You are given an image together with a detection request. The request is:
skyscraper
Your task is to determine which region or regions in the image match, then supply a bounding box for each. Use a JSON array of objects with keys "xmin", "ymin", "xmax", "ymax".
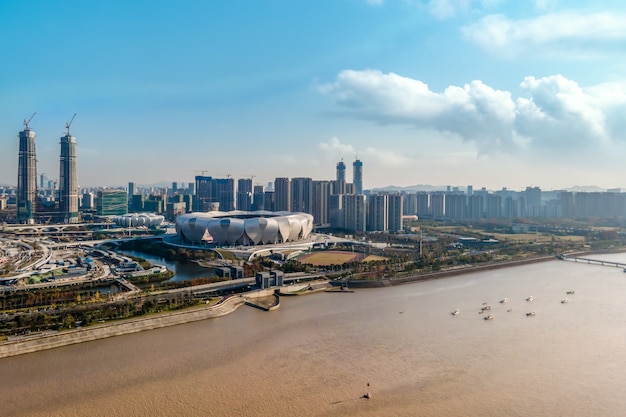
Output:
[
  {"xmin": 343, "ymin": 194, "xmax": 366, "ymax": 232},
  {"xmin": 214, "ymin": 177, "xmax": 235, "ymax": 211},
  {"xmin": 17, "ymin": 118, "xmax": 37, "ymax": 224},
  {"xmin": 290, "ymin": 177, "xmax": 313, "ymax": 213},
  {"xmin": 274, "ymin": 177, "xmax": 290, "ymax": 211},
  {"xmin": 194, "ymin": 175, "xmax": 213, "ymax": 211},
  {"xmin": 237, "ymin": 178, "xmax": 253, "ymax": 210},
  {"xmin": 387, "ymin": 193, "xmax": 404, "ymax": 232},
  {"xmin": 59, "ymin": 131, "xmax": 78, "ymax": 223},
  {"xmin": 336, "ymin": 160, "xmax": 346, "ymax": 182},
  {"xmin": 353, "ymin": 159, "xmax": 363, "ymax": 195},
  {"xmin": 128, "ymin": 182, "xmax": 136, "ymax": 196},
  {"xmin": 335, "ymin": 160, "xmax": 346, "ymax": 194},
  {"xmin": 367, "ymin": 194, "xmax": 388, "ymax": 231}
]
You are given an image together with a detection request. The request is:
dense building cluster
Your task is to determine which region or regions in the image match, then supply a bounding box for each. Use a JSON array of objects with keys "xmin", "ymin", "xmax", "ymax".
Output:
[
  {"xmin": 405, "ymin": 186, "xmax": 626, "ymax": 220},
  {"xmin": 3, "ymin": 117, "xmax": 626, "ymax": 231}
]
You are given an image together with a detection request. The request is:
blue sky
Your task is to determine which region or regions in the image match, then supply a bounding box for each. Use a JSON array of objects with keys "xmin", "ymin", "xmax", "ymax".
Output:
[{"xmin": 2, "ymin": 0, "xmax": 626, "ymax": 190}]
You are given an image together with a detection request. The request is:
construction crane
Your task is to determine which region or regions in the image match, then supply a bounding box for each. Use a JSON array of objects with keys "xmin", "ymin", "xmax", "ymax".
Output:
[
  {"xmin": 23, "ymin": 112, "xmax": 36, "ymax": 130},
  {"xmin": 65, "ymin": 113, "xmax": 76, "ymax": 136}
]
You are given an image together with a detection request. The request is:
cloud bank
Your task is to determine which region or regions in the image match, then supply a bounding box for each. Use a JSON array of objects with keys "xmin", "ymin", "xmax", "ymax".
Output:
[
  {"xmin": 319, "ymin": 69, "xmax": 626, "ymax": 156},
  {"xmin": 462, "ymin": 11, "xmax": 626, "ymax": 57}
]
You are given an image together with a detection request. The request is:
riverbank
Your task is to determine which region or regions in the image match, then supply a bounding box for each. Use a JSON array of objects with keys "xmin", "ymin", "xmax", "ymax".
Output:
[
  {"xmin": 338, "ymin": 255, "xmax": 558, "ymax": 288},
  {"xmin": 0, "ymin": 254, "xmax": 583, "ymax": 359}
]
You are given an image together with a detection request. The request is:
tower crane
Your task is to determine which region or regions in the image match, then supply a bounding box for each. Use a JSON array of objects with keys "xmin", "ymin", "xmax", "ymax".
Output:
[
  {"xmin": 23, "ymin": 112, "xmax": 36, "ymax": 130},
  {"xmin": 65, "ymin": 113, "xmax": 77, "ymax": 136}
]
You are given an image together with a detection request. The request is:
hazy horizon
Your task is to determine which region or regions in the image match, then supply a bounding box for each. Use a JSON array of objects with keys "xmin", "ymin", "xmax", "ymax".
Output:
[{"xmin": 2, "ymin": 1, "xmax": 626, "ymax": 190}]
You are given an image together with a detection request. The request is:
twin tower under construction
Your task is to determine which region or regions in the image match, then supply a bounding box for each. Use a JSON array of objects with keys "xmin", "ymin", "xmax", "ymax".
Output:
[{"xmin": 17, "ymin": 114, "xmax": 78, "ymax": 224}]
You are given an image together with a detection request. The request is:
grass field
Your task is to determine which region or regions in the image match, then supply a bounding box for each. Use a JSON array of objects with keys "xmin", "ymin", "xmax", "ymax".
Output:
[
  {"xmin": 490, "ymin": 233, "xmax": 586, "ymax": 243},
  {"xmin": 362, "ymin": 255, "xmax": 388, "ymax": 262},
  {"xmin": 297, "ymin": 251, "xmax": 364, "ymax": 266}
]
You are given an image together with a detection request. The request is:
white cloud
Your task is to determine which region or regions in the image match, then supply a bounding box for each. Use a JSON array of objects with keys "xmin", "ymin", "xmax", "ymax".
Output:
[
  {"xmin": 320, "ymin": 137, "xmax": 356, "ymax": 157},
  {"xmin": 319, "ymin": 69, "xmax": 626, "ymax": 158},
  {"xmin": 462, "ymin": 11, "xmax": 626, "ymax": 57},
  {"xmin": 363, "ymin": 146, "xmax": 413, "ymax": 167},
  {"xmin": 428, "ymin": 0, "xmax": 501, "ymax": 19}
]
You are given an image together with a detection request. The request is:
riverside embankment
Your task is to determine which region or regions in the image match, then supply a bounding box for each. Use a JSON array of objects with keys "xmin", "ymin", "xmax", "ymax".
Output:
[
  {"xmin": 0, "ymin": 254, "xmax": 588, "ymax": 359},
  {"xmin": 339, "ymin": 255, "xmax": 558, "ymax": 288}
]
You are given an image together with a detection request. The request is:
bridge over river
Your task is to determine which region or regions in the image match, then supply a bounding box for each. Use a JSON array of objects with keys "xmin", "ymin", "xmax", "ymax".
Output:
[{"xmin": 560, "ymin": 255, "xmax": 626, "ymax": 270}]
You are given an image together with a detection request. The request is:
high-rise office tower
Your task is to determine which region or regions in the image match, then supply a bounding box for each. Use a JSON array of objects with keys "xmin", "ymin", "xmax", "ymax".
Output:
[
  {"xmin": 312, "ymin": 180, "xmax": 332, "ymax": 226},
  {"xmin": 194, "ymin": 175, "xmax": 213, "ymax": 211},
  {"xmin": 214, "ymin": 177, "xmax": 235, "ymax": 211},
  {"xmin": 274, "ymin": 177, "xmax": 291, "ymax": 211},
  {"xmin": 387, "ymin": 193, "xmax": 404, "ymax": 232},
  {"xmin": 336, "ymin": 160, "xmax": 346, "ymax": 182},
  {"xmin": 291, "ymin": 177, "xmax": 313, "ymax": 213},
  {"xmin": 343, "ymin": 194, "xmax": 366, "ymax": 232},
  {"xmin": 353, "ymin": 159, "xmax": 363, "ymax": 195},
  {"xmin": 367, "ymin": 194, "xmax": 388, "ymax": 231},
  {"xmin": 59, "ymin": 128, "xmax": 79, "ymax": 223},
  {"xmin": 17, "ymin": 116, "xmax": 37, "ymax": 224},
  {"xmin": 237, "ymin": 178, "xmax": 253, "ymax": 210},
  {"xmin": 128, "ymin": 181, "xmax": 136, "ymax": 206},
  {"xmin": 335, "ymin": 160, "xmax": 346, "ymax": 194},
  {"xmin": 237, "ymin": 178, "xmax": 253, "ymax": 194},
  {"xmin": 252, "ymin": 185, "xmax": 265, "ymax": 211}
]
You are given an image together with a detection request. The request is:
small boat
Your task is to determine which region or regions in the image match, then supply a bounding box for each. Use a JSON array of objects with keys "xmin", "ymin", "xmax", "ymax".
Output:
[
  {"xmin": 500, "ymin": 298, "xmax": 509, "ymax": 304},
  {"xmin": 481, "ymin": 305, "xmax": 492, "ymax": 311},
  {"xmin": 561, "ymin": 298, "xmax": 569, "ymax": 304},
  {"xmin": 526, "ymin": 311, "xmax": 536, "ymax": 317},
  {"xmin": 484, "ymin": 314, "xmax": 494, "ymax": 320},
  {"xmin": 451, "ymin": 309, "xmax": 460, "ymax": 316},
  {"xmin": 526, "ymin": 296, "xmax": 534, "ymax": 302},
  {"xmin": 566, "ymin": 290, "xmax": 575, "ymax": 295}
]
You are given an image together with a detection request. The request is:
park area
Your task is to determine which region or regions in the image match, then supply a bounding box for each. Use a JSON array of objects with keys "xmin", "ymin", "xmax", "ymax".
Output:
[
  {"xmin": 297, "ymin": 251, "xmax": 364, "ymax": 266},
  {"xmin": 296, "ymin": 251, "xmax": 389, "ymax": 266}
]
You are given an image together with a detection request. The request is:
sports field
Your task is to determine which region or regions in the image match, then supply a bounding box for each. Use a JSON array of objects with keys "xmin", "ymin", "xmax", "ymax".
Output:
[{"xmin": 297, "ymin": 251, "xmax": 364, "ymax": 266}]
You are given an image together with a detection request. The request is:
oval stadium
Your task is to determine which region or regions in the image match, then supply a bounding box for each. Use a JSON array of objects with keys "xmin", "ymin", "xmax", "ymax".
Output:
[
  {"xmin": 175, "ymin": 211, "xmax": 314, "ymax": 246},
  {"xmin": 113, "ymin": 213, "xmax": 165, "ymax": 228}
]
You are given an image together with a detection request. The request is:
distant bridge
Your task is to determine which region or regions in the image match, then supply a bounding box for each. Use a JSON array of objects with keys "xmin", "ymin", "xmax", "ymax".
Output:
[{"xmin": 560, "ymin": 255, "xmax": 626, "ymax": 269}]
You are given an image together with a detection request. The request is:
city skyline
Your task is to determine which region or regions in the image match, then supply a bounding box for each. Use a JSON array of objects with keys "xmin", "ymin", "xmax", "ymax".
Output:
[{"xmin": 2, "ymin": 1, "xmax": 626, "ymax": 190}]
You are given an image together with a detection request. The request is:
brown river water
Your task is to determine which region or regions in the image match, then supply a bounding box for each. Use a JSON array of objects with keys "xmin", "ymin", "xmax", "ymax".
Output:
[{"xmin": 2, "ymin": 255, "xmax": 626, "ymax": 417}]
